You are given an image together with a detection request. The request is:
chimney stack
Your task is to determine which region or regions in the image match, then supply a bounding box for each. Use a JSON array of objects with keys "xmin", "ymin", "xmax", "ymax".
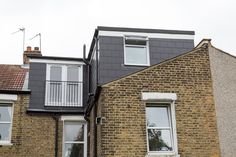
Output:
[{"xmin": 23, "ymin": 46, "xmax": 42, "ymax": 64}]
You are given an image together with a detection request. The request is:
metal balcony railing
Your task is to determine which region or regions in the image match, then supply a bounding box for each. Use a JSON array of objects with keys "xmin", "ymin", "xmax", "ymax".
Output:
[{"xmin": 45, "ymin": 81, "xmax": 82, "ymax": 107}]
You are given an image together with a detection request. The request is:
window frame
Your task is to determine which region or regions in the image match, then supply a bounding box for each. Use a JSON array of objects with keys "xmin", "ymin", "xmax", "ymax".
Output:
[
  {"xmin": 142, "ymin": 92, "xmax": 178, "ymax": 156},
  {"xmin": 45, "ymin": 64, "xmax": 83, "ymax": 107},
  {"xmin": 61, "ymin": 116, "xmax": 87, "ymax": 157},
  {"xmin": 124, "ymin": 36, "xmax": 150, "ymax": 66},
  {"xmin": 0, "ymin": 102, "xmax": 14, "ymax": 145}
]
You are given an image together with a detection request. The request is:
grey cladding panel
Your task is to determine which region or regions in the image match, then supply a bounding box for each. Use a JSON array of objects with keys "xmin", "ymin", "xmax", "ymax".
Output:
[
  {"xmin": 98, "ymin": 36, "xmax": 194, "ymax": 84},
  {"xmin": 28, "ymin": 63, "xmax": 46, "ymax": 109}
]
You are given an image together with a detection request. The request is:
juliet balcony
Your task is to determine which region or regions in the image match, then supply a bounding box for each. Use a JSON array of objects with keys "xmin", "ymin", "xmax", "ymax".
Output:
[{"xmin": 45, "ymin": 80, "xmax": 83, "ymax": 107}]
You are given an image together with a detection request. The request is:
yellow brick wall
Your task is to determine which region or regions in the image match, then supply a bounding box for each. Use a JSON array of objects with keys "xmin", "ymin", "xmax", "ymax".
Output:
[
  {"xmin": 0, "ymin": 94, "xmax": 63, "ymax": 157},
  {"xmin": 90, "ymin": 46, "xmax": 220, "ymax": 157}
]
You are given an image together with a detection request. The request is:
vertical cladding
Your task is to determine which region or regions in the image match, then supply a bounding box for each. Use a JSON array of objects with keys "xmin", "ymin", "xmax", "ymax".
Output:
[
  {"xmin": 28, "ymin": 62, "xmax": 46, "ymax": 109},
  {"xmin": 98, "ymin": 36, "xmax": 194, "ymax": 85},
  {"xmin": 93, "ymin": 47, "xmax": 220, "ymax": 157},
  {"xmin": 0, "ymin": 94, "xmax": 63, "ymax": 157}
]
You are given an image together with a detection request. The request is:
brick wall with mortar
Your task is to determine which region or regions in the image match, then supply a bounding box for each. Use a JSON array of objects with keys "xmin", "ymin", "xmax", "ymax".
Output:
[
  {"xmin": 0, "ymin": 94, "xmax": 63, "ymax": 157},
  {"xmin": 89, "ymin": 46, "xmax": 220, "ymax": 157}
]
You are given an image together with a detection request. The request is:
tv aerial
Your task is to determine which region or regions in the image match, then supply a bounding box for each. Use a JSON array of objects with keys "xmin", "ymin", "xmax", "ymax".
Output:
[
  {"xmin": 30, "ymin": 33, "xmax": 41, "ymax": 51},
  {"xmin": 11, "ymin": 27, "xmax": 25, "ymax": 53}
]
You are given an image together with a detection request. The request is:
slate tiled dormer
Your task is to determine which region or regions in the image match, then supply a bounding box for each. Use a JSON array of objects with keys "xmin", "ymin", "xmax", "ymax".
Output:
[
  {"xmin": 88, "ymin": 26, "xmax": 195, "ymax": 93},
  {"xmin": 27, "ymin": 56, "xmax": 88, "ymax": 113}
]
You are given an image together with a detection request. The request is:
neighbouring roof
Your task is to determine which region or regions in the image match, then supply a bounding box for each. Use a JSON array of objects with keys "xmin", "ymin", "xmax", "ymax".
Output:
[{"xmin": 0, "ymin": 65, "xmax": 28, "ymax": 91}]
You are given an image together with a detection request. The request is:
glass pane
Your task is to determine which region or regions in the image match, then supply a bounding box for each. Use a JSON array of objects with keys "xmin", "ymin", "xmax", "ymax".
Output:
[
  {"xmin": 66, "ymin": 83, "xmax": 79, "ymax": 104},
  {"xmin": 0, "ymin": 124, "xmax": 11, "ymax": 141},
  {"xmin": 50, "ymin": 66, "xmax": 62, "ymax": 81},
  {"xmin": 0, "ymin": 106, "xmax": 12, "ymax": 122},
  {"xmin": 67, "ymin": 66, "xmax": 79, "ymax": 82},
  {"xmin": 49, "ymin": 82, "xmax": 62, "ymax": 103},
  {"xmin": 148, "ymin": 129, "xmax": 172, "ymax": 151},
  {"xmin": 64, "ymin": 143, "xmax": 83, "ymax": 157},
  {"xmin": 125, "ymin": 46, "xmax": 147, "ymax": 65},
  {"xmin": 65, "ymin": 122, "xmax": 84, "ymax": 141},
  {"xmin": 125, "ymin": 39, "xmax": 146, "ymax": 45},
  {"xmin": 146, "ymin": 107, "xmax": 170, "ymax": 127}
]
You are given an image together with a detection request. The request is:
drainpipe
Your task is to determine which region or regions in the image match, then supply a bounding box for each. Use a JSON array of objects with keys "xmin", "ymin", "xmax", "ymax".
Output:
[{"xmin": 53, "ymin": 114, "xmax": 59, "ymax": 157}]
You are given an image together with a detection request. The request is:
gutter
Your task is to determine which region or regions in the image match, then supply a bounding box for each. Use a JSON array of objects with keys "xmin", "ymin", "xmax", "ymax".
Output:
[{"xmin": 0, "ymin": 90, "xmax": 31, "ymax": 94}]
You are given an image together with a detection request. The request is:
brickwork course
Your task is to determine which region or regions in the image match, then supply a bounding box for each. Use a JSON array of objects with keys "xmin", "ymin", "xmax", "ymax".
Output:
[
  {"xmin": 89, "ymin": 44, "xmax": 220, "ymax": 157},
  {"xmin": 0, "ymin": 94, "xmax": 63, "ymax": 157}
]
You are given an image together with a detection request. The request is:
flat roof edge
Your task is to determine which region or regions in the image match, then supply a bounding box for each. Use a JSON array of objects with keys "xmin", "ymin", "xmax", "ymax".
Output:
[{"xmin": 97, "ymin": 26, "xmax": 195, "ymax": 35}]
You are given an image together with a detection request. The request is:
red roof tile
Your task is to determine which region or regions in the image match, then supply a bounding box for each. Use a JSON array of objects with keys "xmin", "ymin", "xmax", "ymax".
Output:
[{"xmin": 0, "ymin": 65, "xmax": 28, "ymax": 91}]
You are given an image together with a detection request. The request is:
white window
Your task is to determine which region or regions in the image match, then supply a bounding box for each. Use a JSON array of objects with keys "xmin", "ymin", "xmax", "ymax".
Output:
[
  {"xmin": 63, "ymin": 121, "xmax": 87, "ymax": 157},
  {"xmin": 124, "ymin": 36, "xmax": 150, "ymax": 66},
  {"xmin": 45, "ymin": 64, "xmax": 83, "ymax": 107},
  {"xmin": 142, "ymin": 92, "xmax": 178, "ymax": 157},
  {"xmin": 0, "ymin": 103, "xmax": 13, "ymax": 145},
  {"xmin": 146, "ymin": 105, "xmax": 173, "ymax": 152}
]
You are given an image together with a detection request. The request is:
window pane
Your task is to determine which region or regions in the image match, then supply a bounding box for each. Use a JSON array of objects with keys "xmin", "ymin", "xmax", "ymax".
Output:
[
  {"xmin": 0, "ymin": 106, "xmax": 12, "ymax": 122},
  {"xmin": 0, "ymin": 124, "xmax": 11, "ymax": 141},
  {"xmin": 146, "ymin": 107, "xmax": 170, "ymax": 127},
  {"xmin": 64, "ymin": 143, "xmax": 83, "ymax": 157},
  {"xmin": 50, "ymin": 66, "xmax": 62, "ymax": 81},
  {"xmin": 125, "ymin": 39, "xmax": 146, "ymax": 45},
  {"xmin": 148, "ymin": 129, "xmax": 172, "ymax": 151},
  {"xmin": 67, "ymin": 66, "xmax": 79, "ymax": 82},
  {"xmin": 65, "ymin": 122, "xmax": 84, "ymax": 142},
  {"xmin": 125, "ymin": 46, "xmax": 147, "ymax": 65}
]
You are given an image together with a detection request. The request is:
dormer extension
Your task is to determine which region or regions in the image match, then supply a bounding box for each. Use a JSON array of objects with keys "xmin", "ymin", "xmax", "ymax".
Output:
[
  {"xmin": 88, "ymin": 26, "xmax": 195, "ymax": 93},
  {"xmin": 27, "ymin": 55, "xmax": 88, "ymax": 114}
]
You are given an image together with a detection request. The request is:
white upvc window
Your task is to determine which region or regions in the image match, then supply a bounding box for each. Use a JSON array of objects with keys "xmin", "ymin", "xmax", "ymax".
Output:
[
  {"xmin": 124, "ymin": 36, "xmax": 150, "ymax": 66},
  {"xmin": 142, "ymin": 92, "xmax": 179, "ymax": 157},
  {"xmin": 45, "ymin": 64, "xmax": 83, "ymax": 107},
  {"xmin": 0, "ymin": 103, "xmax": 14, "ymax": 145},
  {"xmin": 62, "ymin": 117, "xmax": 87, "ymax": 157}
]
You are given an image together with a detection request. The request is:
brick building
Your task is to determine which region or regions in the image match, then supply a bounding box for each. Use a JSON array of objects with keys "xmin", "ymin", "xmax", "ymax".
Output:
[{"xmin": 0, "ymin": 27, "xmax": 236, "ymax": 157}]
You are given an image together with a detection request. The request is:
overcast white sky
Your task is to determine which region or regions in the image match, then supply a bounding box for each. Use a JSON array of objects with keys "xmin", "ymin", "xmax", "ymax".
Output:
[{"xmin": 0, "ymin": 0, "xmax": 236, "ymax": 64}]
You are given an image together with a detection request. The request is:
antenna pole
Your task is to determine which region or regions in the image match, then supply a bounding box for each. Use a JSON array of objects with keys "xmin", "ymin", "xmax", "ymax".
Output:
[
  {"xmin": 22, "ymin": 28, "xmax": 25, "ymax": 53},
  {"xmin": 30, "ymin": 33, "xmax": 41, "ymax": 51},
  {"xmin": 12, "ymin": 27, "xmax": 25, "ymax": 54},
  {"xmin": 39, "ymin": 33, "xmax": 41, "ymax": 51}
]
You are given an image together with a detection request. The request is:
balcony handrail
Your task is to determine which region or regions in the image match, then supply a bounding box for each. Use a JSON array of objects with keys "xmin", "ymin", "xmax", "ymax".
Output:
[{"xmin": 45, "ymin": 80, "xmax": 83, "ymax": 107}]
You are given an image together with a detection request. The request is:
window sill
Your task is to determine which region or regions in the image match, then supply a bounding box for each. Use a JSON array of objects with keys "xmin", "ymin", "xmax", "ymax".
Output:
[
  {"xmin": 0, "ymin": 142, "xmax": 13, "ymax": 146},
  {"xmin": 145, "ymin": 152, "xmax": 180, "ymax": 157},
  {"xmin": 123, "ymin": 63, "xmax": 150, "ymax": 67}
]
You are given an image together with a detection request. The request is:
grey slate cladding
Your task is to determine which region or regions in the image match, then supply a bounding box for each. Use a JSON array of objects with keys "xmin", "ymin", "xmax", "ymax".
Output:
[
  {"xmin": 28, "ymin": 62, "xmax": 46, "ymax": 109},
  {"xmin": 28, "ymin": 63, "xmax": 88, "ymax": 112},
  {"xmin": 97, "ymin": 36, "xmax": 194, "ymax": 84}
]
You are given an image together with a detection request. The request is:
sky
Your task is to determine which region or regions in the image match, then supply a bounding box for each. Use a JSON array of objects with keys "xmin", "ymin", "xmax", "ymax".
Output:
[{"xmin": 0, "ymin": 0, "xmax": 236, "ymax": 64}]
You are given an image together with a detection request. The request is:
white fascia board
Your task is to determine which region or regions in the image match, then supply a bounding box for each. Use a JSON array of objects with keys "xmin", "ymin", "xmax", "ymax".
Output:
[
  {"xmin": 0, "ymin": 94, "xmax": 17, "ymax": 101},
  {"xmin": 61, "ymin": 115, "xmax": 86, "ymax": 121},
  {"xmin": 29, "ymin": 58, "xmax": 85, "ymax": 65},
  {"xmin": 141, "ymin": 92, "xmax": 177, "ymax": 101},
  {"xmin": 99, "ymin": 31, "xmax": 194, "ymax": 40}
]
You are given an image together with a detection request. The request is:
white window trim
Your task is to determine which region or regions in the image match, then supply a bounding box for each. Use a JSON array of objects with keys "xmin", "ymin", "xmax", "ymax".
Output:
[
  {"xmin": 45, "ymin": 64, "xmax": 83, "ymax": 107},
  {"xmin": 99, "ymin": 30, "xmax": 194, "ymax": 40},
  {"xmin": 142, "ymin": 92, "xmax": 179, "ymax": 157},
  {"xmin": 0, "ymin": 102, "xmax": 14, "ymax": 146},
  {"xmin": 61, "ymin": 116, "xmax": 87, "ymax": 157},
  {"xmin": 123, "ymin": 36, "xmax": 150, "ymax": 66}
]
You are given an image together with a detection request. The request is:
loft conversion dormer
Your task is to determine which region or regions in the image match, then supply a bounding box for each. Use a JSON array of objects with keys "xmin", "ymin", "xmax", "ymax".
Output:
[
  {"xmin": 88, "ymin": 26, "xmax": 195, "ymax": 90},
  {"xmin": 27, "ymin": 55, "xmax": 88, "ymax": 113}
]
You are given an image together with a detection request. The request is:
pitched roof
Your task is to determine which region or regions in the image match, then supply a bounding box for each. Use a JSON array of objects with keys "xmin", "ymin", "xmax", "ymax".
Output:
[{"xmin": 0, "ymin": 65, "xmax": 27, "ymax": 91}]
